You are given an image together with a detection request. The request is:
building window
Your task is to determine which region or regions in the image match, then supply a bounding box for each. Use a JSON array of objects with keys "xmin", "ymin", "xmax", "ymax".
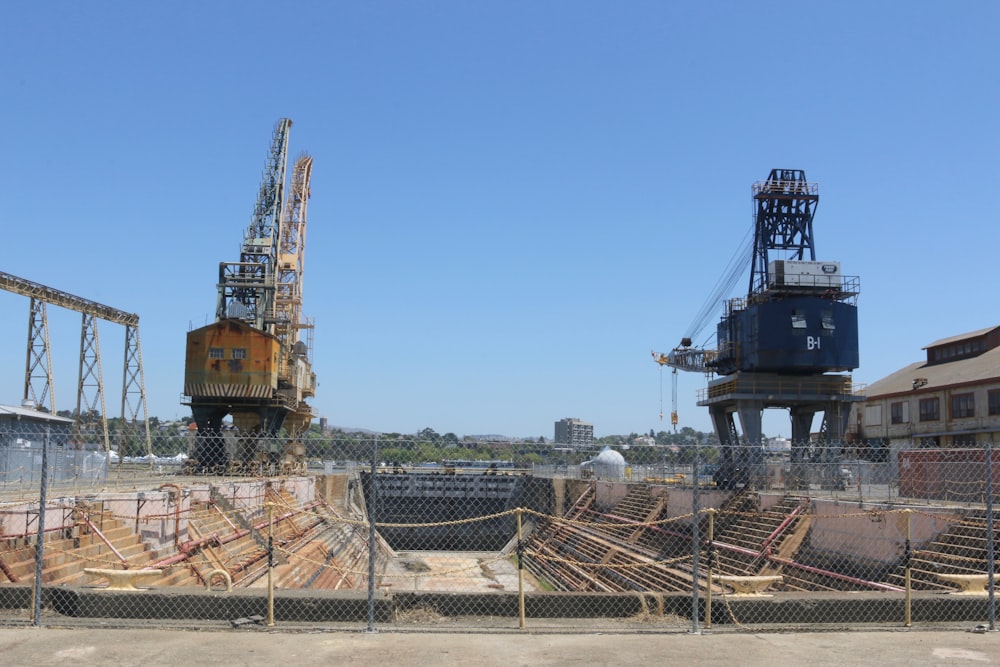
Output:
[
  {"xmin": 890, "ymin": 402, "xmax": 908, "ymax": 424},
  {"xmin": 864, "ymin": 405, "xmax": 882, "ymax": 426},
  {"xmin": 232, "ymin": 348, "xmax": 247, "ymax": 360},
  {"xmin": 919, "ymin": 397, "xmax": 940, "ymax": 422},
  {"xmin": 209, "ymin": 347, "xmax": 224, "ymax": 359},
  {"xmin": 990, "ymin": 389, "xmax": 1000, "ymax": 416},
  {"xmin": 951, "ymin": 393, "xmax": 975, "ymax": 419}
]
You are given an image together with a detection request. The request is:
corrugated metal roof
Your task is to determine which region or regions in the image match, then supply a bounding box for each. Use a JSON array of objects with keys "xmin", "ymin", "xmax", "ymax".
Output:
[
  {"xmin": 865, "ymin": 345, "xmax": 1000, "ymax": 398},
  {"xmin": 0, "ymin": 404, "xmax": 74, "ymax": 423},
  {"xmin": 923, "ymin": 325, "xmax": 1000, "ymax": 349}
]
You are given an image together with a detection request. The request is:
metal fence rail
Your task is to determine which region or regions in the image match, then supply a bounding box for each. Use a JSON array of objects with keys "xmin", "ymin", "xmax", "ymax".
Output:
[{"xmin": 1, "ymin": 428, "xmax": 997, "ymax": 633}]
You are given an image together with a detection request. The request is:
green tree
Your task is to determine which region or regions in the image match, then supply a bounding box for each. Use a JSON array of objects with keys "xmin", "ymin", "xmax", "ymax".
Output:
[{"xmin": 417, "ymin": 427, "xmax": 439, "ymax": 442}]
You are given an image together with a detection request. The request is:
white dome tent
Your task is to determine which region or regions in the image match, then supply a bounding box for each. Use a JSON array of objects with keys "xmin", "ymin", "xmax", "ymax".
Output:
[{"xmin": 582, "ymin": 446, "xmax": 627, "ymax": 480}]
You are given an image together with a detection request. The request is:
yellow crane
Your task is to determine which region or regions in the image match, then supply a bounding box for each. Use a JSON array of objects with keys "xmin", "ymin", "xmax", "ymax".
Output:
[{"xmin": 183, "ymin": 119, "xmax": 318, "ymax": 473}]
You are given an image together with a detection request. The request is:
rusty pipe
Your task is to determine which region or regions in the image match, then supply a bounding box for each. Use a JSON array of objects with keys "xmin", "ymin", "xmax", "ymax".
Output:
[
  {"xmin": 85, "ymin": 518, "xmax": 130, "ymax": 567},
  {"xmin": 709, "ymin": 539, "xmax": 901, "ymax": 592},
  {"xmin": 147, "ymin": 500, "xmax": 323, "ymax": 569},
  {"xmin": 0, "ymin": 552, "xmax": 18, "ymax": 583},
  {"xmin": 766, "ymin": 554, "xmax": 903, "ymax": 592},
  {"xmin": 759, "ymin": 501, "xmax": 807, "ymax": 553}
]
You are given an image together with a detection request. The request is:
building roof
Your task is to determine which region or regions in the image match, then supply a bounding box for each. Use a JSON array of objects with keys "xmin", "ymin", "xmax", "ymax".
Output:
[
  {"xmin": 0, "ymin": 404, "xmax": 74, "ymax": 423},
  {"xmin": 924, "ymin": 325, "xmax": 1000, "ymax": 349},
  {"xmin": 864, "ymin": 344, "xmax": 1000, "ymax": 398}
]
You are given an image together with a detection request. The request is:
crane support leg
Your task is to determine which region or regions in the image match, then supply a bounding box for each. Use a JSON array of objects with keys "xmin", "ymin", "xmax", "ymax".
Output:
[
  {"xmin": 190, "ymin": 408, "xmax": 231, "ymax": 473},
  {"xmin": 788, "ymin": 407, "xmax": 817, "ymax": 489},
  {"xmin": 700, "ymin": 372, "xmax": 861, "ymax": 491}
]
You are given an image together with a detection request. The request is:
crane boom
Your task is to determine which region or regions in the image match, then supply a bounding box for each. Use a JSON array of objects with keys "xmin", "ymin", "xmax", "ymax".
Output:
[
  {"xmin": 652, "ymin": 343, "xmax": 715, "ymax": 432},
  {"xmin": 274, "ymin": 153, "xmax": 313, "ymax": 357},
  {"xmin": 651, "ymin": 343, "xmax": 717, "ymax": 374},
  {"xmin": 216, "ymin": 118, "xmax": 292, "ymax": 331},
  {"xmin": 275, "ymin": 153, "xmax": 317, "ymax": 445}
]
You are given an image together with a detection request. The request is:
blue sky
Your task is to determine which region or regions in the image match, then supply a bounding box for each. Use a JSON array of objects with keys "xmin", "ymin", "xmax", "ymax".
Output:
[{"xmin": 1, "ymin": 2, "xmax": 997, "ymax": 439}]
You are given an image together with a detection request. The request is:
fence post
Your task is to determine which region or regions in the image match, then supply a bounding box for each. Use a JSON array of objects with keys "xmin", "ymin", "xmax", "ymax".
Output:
[
  {"xmin": 986, "ymin": 441, "xmax": 995, "ymax": 631},
  {"xmin": 705, "ymin": 508, "xmax": 715, "ymax": 630},
  {"xmin": 516, "ymin": 508, "xmax": 526, "ymax": 630},
  {"xmin": 903, "ymin": 509, "xmax": 912, "ymax": 627},
  {"xmin": 366, "ymin": 434, "xmax": 379, "ymax": 634},
  {"xmin": 266, "ymin": 501, "xmax": 275, "ymax": 627},
  {"xmin": 31, "ymin": 426, "xmax": 50, "ymax": 627},
  {"xmin": 856, "ymin": 458, "xmax": 863, "ymax": 504},
  {"xmin": 690, "ymin": 443, "xmax": 701, "ymax": 634}
]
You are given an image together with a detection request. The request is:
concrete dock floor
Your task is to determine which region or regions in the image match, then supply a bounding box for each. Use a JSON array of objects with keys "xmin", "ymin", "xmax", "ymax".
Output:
[
  {"xmin": 380, "ymin": 551, "xmax": 536, "ymax": 593},
  {"xmin": 2, "ymin": 626, "xmax": 999, "ymax": 667}
]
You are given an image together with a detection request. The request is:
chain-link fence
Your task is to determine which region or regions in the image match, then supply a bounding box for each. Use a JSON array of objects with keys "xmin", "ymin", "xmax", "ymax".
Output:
[{"xmin": 1, "ymin": 426, "xmax": 998, "ymax": 633}]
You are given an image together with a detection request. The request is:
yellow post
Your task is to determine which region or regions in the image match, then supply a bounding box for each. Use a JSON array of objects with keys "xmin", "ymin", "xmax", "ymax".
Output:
[
  {"xmin": 904, "ymin": 509, "xmax": 912, "ymax": 628},
  {"xmin": 267, "ymin": 502, "xmax": 275, "ymax": 627},
  {"xmin": 516, "ymin": 508, "xmax": 526, "ymax": 630},
  {"xmin": 706, "ymin": 508, "xmax": 715, "ymax": 630}
]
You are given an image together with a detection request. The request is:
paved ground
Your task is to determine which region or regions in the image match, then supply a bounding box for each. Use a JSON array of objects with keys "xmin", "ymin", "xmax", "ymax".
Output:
[{"xmin": 2, "ymin": 626, "xmax": 999, "ymax": 667}]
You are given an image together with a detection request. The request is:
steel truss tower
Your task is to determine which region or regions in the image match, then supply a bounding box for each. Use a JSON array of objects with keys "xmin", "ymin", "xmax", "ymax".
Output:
[{"xmin": 0, "ymin": 270, "xmax": 152, "ymax": 456}]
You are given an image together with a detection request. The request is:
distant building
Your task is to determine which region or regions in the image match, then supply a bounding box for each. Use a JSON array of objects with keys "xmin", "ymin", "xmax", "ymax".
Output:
[
  {"xmin": 850, "ymin": 325, "xmax": 1000, "ymax": 472},
  {"xmin": 0, "ymin": 401, "xmax": 106, "ymax": 482},
  {"xmin": 766, "ymin": 437, "xmax": 791, "ymax": 453},
  {"xmin": 554, "ymin": 418, "xmax": 594, "ymax": 446}
]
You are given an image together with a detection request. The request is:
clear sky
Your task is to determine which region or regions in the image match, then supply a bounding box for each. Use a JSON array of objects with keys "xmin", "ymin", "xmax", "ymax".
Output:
[{"xmin": 1, "ymin": 2, "xmax": 997, "ymax": 440}]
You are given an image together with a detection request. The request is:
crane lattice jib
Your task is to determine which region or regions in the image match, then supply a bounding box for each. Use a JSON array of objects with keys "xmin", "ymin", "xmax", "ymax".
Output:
[
  {"xmin": 274, "ymin": 153, "xmax": 313, "ymax": 352},
  {"xmin": 748, "ymin": 168, "xmax": 819, "ymax": 296},
  {"xmin": 651, "ymin": 347, "xmax": 718, "ymax": 374},
  {"xmin": 217, "ymin": 118, "xmax": 292, "ymax": 331}
]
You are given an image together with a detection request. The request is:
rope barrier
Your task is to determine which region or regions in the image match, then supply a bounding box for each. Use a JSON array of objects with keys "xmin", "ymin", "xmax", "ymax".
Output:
[{"xmin": 2, "ymin": 500, "xmax": 992, "ymax": 536}]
